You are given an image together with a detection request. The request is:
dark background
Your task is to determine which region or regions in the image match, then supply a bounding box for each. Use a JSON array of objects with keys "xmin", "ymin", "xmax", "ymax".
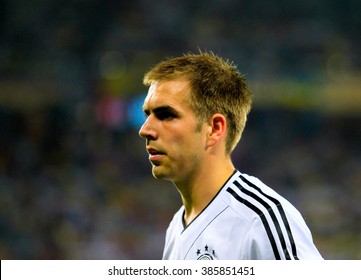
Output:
[{"xmin": 0, "ymin": 0, "xmax": 360, "ymax": 259}]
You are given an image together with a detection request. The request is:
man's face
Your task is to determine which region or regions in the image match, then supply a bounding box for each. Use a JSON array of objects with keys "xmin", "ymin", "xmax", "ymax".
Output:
[{"xmin": 139, "ymin": 79, "xmax": 207, "ymax": 183}]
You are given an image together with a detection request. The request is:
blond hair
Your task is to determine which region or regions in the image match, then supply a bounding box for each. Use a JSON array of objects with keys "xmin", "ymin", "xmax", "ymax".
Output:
[{"xmin": 144, "ymin": 51, "xmax": 252, "ymax": 153}]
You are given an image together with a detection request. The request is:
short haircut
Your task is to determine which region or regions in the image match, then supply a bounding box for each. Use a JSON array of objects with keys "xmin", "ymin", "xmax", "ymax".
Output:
[{"xmin": 143, "ymin": 51, "xmax": 252, "ymax": 153}]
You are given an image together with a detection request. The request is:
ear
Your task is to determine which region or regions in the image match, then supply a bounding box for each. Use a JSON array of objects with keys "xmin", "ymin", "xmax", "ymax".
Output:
[{"xmin": 206, "ymin": 113, "xmax": 227, "ymax": 148}]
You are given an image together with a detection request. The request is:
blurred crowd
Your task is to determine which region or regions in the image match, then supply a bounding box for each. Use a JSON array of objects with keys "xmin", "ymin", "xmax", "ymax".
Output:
[
  {"xmin": 0, "ymin": 0, "xmax": 360, "ymax": 259},
  {"xmin": 0, "ymin": 105, "xmax": 360, "ymax": 259}
]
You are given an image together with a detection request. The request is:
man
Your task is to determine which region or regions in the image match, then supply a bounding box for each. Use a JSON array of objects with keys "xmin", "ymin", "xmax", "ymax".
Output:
[{"xmin": 138, "ymin": 51, "xmax": 323, "ymax": 260}]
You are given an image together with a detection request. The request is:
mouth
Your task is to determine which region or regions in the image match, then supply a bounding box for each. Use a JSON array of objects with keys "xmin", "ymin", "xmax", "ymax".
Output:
[{"xmin": 147, "ymin": 147, "xmax": 166, "ymax": 162}]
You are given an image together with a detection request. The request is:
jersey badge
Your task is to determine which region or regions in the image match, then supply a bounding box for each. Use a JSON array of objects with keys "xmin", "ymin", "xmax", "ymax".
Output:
[{"xmin": 196, "ymin": 245, "xmax": 216, "ymax": 260}]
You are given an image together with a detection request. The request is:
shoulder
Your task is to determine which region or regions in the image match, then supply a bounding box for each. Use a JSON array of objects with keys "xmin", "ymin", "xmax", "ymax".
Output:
[
  {"xmin": 165, "ymin": 205, "xmax": 184, "ymax": 234},
  {"xmin": 221, "ymin": 171, "xmax": 323, "ymax": 259},
  {"xmin": 223, "ymin": 171, "xmax": 302, "ymax": 221}
]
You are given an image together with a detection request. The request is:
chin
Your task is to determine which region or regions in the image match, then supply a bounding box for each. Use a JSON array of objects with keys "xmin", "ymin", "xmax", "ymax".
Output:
[{"xmin": 152, "ymin": 166, "xmax": 173, "ymax": 181}]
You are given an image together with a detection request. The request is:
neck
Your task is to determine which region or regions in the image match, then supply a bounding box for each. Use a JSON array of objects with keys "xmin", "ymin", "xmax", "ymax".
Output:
[{"xmin": 174, "ymin": 157, "xmax": 235, "ymax": 227}]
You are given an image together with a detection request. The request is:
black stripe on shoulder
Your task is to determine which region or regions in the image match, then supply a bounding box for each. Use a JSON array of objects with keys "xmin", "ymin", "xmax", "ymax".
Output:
[
  {"xmin": 226, "ymin": 187, "xmax": 281, "ymax": 259},
  {"xmin": 238, "ymin": 174, "xmax": 299, "ymax": 260},
  {"xmin": 233, "ymin": 180, "xmax": 291, "ymax": 259}
]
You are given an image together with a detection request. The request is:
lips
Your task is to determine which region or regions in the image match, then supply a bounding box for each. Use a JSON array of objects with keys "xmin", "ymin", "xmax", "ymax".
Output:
[{"xmin": 147, "ymin": 147, "xmax": 166, "ymax": 162}]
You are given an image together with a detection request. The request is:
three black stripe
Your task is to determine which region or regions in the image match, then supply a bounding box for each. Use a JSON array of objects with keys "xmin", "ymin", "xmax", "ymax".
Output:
[{"xmin": 226, "ymin": 175, "xmax": 299, "ymax": 260}]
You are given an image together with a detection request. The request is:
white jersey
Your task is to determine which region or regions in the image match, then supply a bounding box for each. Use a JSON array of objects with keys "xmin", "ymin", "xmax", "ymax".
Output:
[{"xmin": 163, "ymin": 170, "xmax": 323, "ymax": 260}]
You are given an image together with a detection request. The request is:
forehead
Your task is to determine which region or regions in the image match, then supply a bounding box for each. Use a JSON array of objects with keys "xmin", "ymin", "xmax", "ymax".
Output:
[{"xmin": 143, "ymin": 79, "xmax": 192, "ymax": 110}]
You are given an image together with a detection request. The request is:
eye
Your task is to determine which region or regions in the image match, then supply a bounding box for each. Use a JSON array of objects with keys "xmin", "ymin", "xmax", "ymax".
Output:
[
  {"xmin": 143, "ymin": 109, "xmax": 150, "ymax": 118},
  {"xmin": 156, "ymin": 111, "xmax": 176, "ymax": 120}
]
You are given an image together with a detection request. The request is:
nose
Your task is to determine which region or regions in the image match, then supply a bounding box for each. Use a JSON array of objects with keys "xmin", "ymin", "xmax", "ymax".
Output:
[{"xmin": 138, "ymin": 116, "xmax": 157, "ymax": 140}]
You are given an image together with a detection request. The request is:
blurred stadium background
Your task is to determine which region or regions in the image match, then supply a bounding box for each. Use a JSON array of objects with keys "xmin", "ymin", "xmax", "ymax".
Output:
[{"xmin": 0, "ymin": 0, "xmax": 360, "ymax": 259}]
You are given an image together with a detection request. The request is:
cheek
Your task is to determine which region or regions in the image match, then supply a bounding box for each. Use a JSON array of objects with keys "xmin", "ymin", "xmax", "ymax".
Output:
[
  {"xmin": 177, "ymin": 134, "xmax": 204, "ymax": 158},
  {"xmin": 165, "ymin": 122, "xmax": 205, "ymax": 157}
]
